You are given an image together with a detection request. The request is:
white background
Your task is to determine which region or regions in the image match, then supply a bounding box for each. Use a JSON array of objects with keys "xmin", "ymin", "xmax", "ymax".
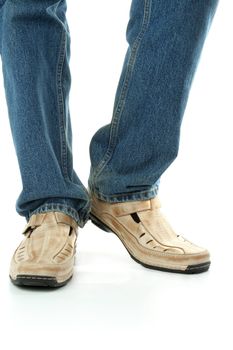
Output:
[{"xmin": 0, "ymin": 1, "xmax": 232, "ymax": 349}]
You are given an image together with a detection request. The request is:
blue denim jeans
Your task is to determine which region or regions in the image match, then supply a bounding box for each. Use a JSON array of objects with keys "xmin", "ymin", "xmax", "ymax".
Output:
[{"xmin": 0, "ymin": 0, "xmax": 218, "ymax": 228}]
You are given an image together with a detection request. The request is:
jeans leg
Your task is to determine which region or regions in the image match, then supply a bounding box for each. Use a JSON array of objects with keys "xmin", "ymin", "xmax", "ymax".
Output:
[
  {"xmin": 88, "ymin": 0, "xmax": 219, "ymax": 203},
  {"xmin": 0, "ymin": 0, "xmax": 90, "ymax": 227}
]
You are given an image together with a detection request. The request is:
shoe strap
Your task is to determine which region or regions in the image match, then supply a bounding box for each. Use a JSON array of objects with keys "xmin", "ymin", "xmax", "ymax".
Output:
[
  {"xmin": 22, "ymin": 211, "xmax": 78, "ymax": 235},
  {"xmin": 54, "ymin": 212, "xmax": 78, "ymax": 231},
  {"xmin": 113, "ymin": 197, "xmax": 162, "ymax": 216}
]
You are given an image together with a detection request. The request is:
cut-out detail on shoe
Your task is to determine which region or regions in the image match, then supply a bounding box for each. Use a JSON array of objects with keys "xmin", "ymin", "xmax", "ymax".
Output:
[
  {"xmin": 17, "ymin": 252, "xmax": 24, "ymax": 256},
  {"xmin": 60, "ymin": 252, "xmax": 69, "ymax": 257},
  {"xmin": 139, "ymin": 233, "xmax": 145, "ymax": 238},
  {"xmin": 57, "ymin": 255, "xmax": 65, "ymax": 260},
  {"xmin": 65, "ymin": 248, "xmax": 72, "ymax": 254},
  {"xmin": 69, "ymin": 227, "xmax": 73, "ymax": 236},
  {"xmin": 53, "ymin": 241, "xmax": 75, "ymax": 263},
  {"xmin": 130, "ymin": 212, "xmax": 141, "ymax": 223},
  {"xmin": 146, "ymin": 240, "xmax": 153, "ymax": 244},
  {"xmin": 15, "ymin": 247, "xmax": 27, "ymax": 262}
]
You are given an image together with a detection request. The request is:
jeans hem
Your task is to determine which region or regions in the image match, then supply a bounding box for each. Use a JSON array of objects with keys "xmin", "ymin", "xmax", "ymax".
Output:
[
  {"xmin": 89, "ymin": 184, "xmax": 159, "ymax": 203},
  {"xmin": 26, "ymin": 203, "xmax": 89, "ymax": 228}
]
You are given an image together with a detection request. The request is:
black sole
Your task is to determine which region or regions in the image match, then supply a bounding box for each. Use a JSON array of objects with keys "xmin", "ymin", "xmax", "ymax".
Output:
[
  {"xmin": 90, "ymin": 213, "xmax": 211, "ymax": 274},
  {"xmin": 10, "ymin": 274, "xmax": 72, "ymax": 288}
]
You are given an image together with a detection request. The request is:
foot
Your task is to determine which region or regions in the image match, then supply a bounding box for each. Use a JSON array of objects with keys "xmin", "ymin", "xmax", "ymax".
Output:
[
  {"xmin": 9, "ymin": 211, "xmax": 78, "ymax": 287},
  {"xmin": 90, "ymin": 194, "xmax": 210, "ymax": 274}
]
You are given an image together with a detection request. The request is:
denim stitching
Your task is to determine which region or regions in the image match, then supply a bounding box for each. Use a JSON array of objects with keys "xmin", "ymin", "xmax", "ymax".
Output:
[
  {"xmin": 56, "ymin": 27, "xmax": 69, "ymax": 180},
  {"xmin": 92, "ymin": 182, "xmax": 159, "ymax": 202},
  {"xmin": 96, "ymin": 183, "xmax": 158, "ymax": 198},
  {"xmin": 28, "ymin": 201, "xmax": 90, "ymax": 227},
  {"xmin": 91, "ymin": 0, "xmax": 152, "ymax": 181},
  {"xmin": 28, "ymin": 203, "xmax": 81, "ymax": 225},
  {"xmin": 93, "ymin": 187, "xmax": 159, "ymax": 203}
]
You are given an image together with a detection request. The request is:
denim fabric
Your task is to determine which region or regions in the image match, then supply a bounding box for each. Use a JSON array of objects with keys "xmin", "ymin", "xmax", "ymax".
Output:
[{"xmin": 0, "ymin": 0, "xmax": 218, "ymax": 227}]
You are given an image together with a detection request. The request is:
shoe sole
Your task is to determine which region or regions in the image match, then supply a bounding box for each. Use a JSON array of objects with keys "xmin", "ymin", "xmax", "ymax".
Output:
[
  {"xmin": 10, "ymin": 274, "xmax": 72, "ymax": 288},
  {"xmin": 90, "ymin": 213, "xmax": 211, "ymax": 274}
]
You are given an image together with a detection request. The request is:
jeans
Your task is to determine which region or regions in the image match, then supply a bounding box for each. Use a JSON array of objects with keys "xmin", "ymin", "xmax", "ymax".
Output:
[{"xmin": 0, "ymin": 0, "xmax": 218, "ymax": 228}]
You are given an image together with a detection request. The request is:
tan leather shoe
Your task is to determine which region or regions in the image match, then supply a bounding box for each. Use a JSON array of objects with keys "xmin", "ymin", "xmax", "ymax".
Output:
[
  {"xmin": 90, "ymin": 194, "xmax": 210, "ymax": 274},
  {"xmin": 10, "ymin": 211, "xmax": 78, "ymax": 287}
]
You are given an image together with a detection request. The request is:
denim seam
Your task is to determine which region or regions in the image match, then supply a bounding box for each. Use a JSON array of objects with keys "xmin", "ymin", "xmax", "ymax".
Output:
[
  {"xmin": 56, "ymin": 27, "xmax": 69, "ymax": 181},
  {"xmin": 91, "ymin": 0, "xmax": 152, "ymax": 183}
]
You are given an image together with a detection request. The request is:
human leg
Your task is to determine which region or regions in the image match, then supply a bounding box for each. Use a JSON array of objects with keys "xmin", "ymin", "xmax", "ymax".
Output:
[
  {"xmin": 88, "ymin": 0, "xmax": 219, "ymax": 273},
  {"xmin": 88, "ymin": 0, "xmax": 219, "ymax": 203},
  {"xmin": 0, "ymin": 0, "xmax": 90, "ymax": 228},
  {"xmin": 0, "ymin": 0, "xmax": 90, "ymax": 287}
]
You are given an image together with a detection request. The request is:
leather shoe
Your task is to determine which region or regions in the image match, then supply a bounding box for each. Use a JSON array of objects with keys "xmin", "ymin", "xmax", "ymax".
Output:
[
  {"xmin": 90, "ymin": 194, "xmax": 210, "ymax": 274},
  {"xmin": 10, "ymin": 211, "xmax": 78, "ymax": 287}
]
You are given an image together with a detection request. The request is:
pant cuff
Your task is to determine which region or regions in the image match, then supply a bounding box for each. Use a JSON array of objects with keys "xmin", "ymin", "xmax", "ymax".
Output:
[
  {"xmin": 88, "ymin": 183, "xmax": 159, "ymax": 203},
  {"xmin": 27, "ymin": 202, "xmax": 90, "ymax": 228}
]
